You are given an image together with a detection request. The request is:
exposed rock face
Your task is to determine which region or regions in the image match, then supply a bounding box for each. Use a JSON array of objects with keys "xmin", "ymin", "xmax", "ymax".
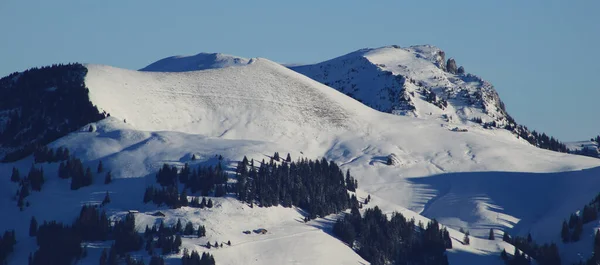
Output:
[
  {"xmin": 457, "ymin": 66, "xmax": 465, "ymax": 74},
  {"xmin": 446, "ymin": 58, "xmax": 458, "ymax": 74},
  {"xmin": 291, "ymin": 45, "xmax": 513, "ymax": 128}
]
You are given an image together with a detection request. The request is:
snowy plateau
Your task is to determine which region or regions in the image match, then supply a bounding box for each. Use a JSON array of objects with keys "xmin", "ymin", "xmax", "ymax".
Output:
[{"xmin": 1, "ymin": 45, "xmax": 600, "ymax": 265}]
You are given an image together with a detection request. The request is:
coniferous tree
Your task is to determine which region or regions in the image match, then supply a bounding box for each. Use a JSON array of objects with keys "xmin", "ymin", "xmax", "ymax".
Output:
[
  {"xmin": 463, "ymin": 231, "xmax": 470, "ymax": 245},
  {"xmin": 207, "ymin": 199, "xmax": 213, "ymax": 208},
  {"xmin": 197, "ymin": 225, "xmax": 206, "ymax": 238},
  {"xmin": 488, "ymin": 228, "xmax": 494, "ymax": 240},
  {"xmin": 10, "ymin": 167, "xmax": 20, "ymax": 182},
  {"xmin": 104, "ymin": 171, "xmax": 112, "ymax": 184},
  {"xmin": 286, "ymin": 153, "xmax": 292, "ymax": 162},
  {"xmin": 503, "ymin": 231, "xmax": 511, "ymax": 243},
  {"xmin": 184, "ymin": 221, "xmax": 194, "ymax": 235},
  {"xmin": 500, "ymin": 249, "xmax": 508, "ymax": 260},
  {"xmin": 102, "ymin": 192, "xmax": 111, "ymax": 205},
  {"xmin": 572, "ymin": 218, "xmax": 583, "ymax": 241},
  {"xmin": 29, "ymin": 216, "xmax": 38, "ymax": 237},
  {"xmin": 176, "ymin": 219, "xmax": 183, "ymax": 234},
  {"xmin": 97, "ymin": 160, "xmax": 104, "ymax": 173},
  {"xmin": 99, "ymin": 249, "xmax": 108, "ymax": 265}
]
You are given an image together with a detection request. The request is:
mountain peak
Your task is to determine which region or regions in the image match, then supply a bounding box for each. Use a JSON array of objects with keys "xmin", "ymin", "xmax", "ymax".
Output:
[
  {"xmin": 140, "ymin": 52, "xmax": 252, "ymax": 72},
  {"xmin": 290, "ymin": 45, "xmax": 509, "ymax": 127}
]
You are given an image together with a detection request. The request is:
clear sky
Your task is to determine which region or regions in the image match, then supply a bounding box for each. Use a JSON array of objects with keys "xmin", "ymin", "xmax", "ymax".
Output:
[{"xmin": 0, "ymin": 0, "xmax": 598, "ymax": 141}]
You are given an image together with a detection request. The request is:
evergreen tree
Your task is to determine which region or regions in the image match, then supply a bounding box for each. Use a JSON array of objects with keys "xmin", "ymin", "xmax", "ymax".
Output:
[
  {"xmin": 572, "ymin": 218, "xmax": 583, "ymax": 241},
  {"xmin": 286, "ymin": 153, "xmax": 292, "ymax": 162},
  {"xmin": 29, "ymin": 216, "xmax": 38, "ymax": 237},
  {"xmin": 463, "ymin": 230, "xmax": 470, "ymax": 245},
  {"xmin": 180, "ymin": 190, "xmax": 189, "ymax": 206},
  {"xmin": 99, "ymin": 249, "xmax": 108, "ymax": 265},
  {"xmin": 10, "ymin": 167, "xmax": 20, "ymax": 182},
  {"xmin": 102, "ymin": 192, "xmax": 111, "ymax": 205},
  {"xmin": 104, "ymin": 171, "xmax": 112, "ymax": 184},
  {"xmin": 174, "ymin": 235, "xmax": 182, "ymax": 253},
  {"xmin": 184, "ymin": 221, "xmax": 194, "ymax": 235},
  {"xmin": 97, "ymin": 160, "xmax": 104, "ymax": 173},
  {"xmin": 207, "ymin": 199, "xmax": 213, "ymax": 208},
  {"xmin": 197, "ymin": 225, "xmax": 206, "ymax": 238},
  {"xmin": 503, "ymin": 231, "xmax": 511, "ymax": 243},
  {"xmin": 488, "ymin": 228, "xmax": 494, "ymax": 240},
  {"xmin": 176, "ymin": 219, "xmax": 183, "ymax": 234}
]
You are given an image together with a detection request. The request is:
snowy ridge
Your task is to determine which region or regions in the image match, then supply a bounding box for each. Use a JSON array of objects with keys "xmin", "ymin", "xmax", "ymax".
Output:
[
  {"xmin": 1, "ymin": 55, "xmax": 600, "ymax": 264},
  {"xmin": 140, "ymin": 53, "xmax": 251, "ymax": 72},
  {"xmin": 291, "ymin": 45, "xmax": 510, "ymax": 126}
]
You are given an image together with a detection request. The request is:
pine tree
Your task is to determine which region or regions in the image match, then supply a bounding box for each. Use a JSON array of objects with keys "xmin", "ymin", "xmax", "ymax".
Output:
[
  {"xmin": 503, "ymin": 231, "xmax": 510, "ymax": 242},
  {"xmin": 488, "ymin": 228, "xmax": 494, "ymax": 240},
  {"xmin": 108, "ymin": 245, "xmax": 118, "ymax": 265},
  {"xmin": 286, "ymin": 153, "xmax": 291, "ymax": 162},
  {"xmin": 227, "ymin": 240, "xmax": 231, "ymax": 246},
  {"xmin": 102, "ymin": 192, "xmax": 111, "ymax": 205},
  {"xmin": 29, "ymin": 216, "xmax": 38, "ymax": 237},
  {"xmin": 176, "ymin": 219, "xmax": 183, "ymax": 234},
  {"xmin": 197, "ymin": 225, "xmax": 206, "ymax": 238},
  {"xmin": 104, "ymin": 171, "xmax": 112, "ymax": 184},
  {"xmin": 99, "ymin": 249, "xmax": 108, "ymax": 265},
  {"xmin": 191, "ymin": 154, "xmax": 197, "ymax": 161},
  {"xmin": 573, "ymin": 218, "xmax": 583, "ymax": 241},
  {"xmin": 184, "ymin": 221, "xmax": 194, "ymax": 235},
  {"xmin": 500, "ymin": 249, "xmax": 508, "ymax": 260},
  {"xmin": 463, "ymin": 231, "xmax": 470, "ymax": 245},
  {"xmin": 527, "ymin": 233, "xmax": 532, "ymax": 243},
  {"xmin": 10, "ymin": 167, "xmax": 20, "ymax": 182},
  {"xmin": 561, "ymin": 220, "xmax": 570, "ymax": 243},
  {"xmin": 207, "ymin": 199, "xmax": 213, "ymax": 208},
  {"xmin": 174, "ymin": 235, "xmax": 182, "ymax": 253},
  {"xmin": 97, "ymin": 160, "xmax": 104, "ymax": 173}
]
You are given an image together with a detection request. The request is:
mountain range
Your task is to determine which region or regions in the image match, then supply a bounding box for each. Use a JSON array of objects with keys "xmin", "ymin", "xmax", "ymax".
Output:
[{"xmin": 0, "ymin": 45, "xmax": 599, "ymax": 265}]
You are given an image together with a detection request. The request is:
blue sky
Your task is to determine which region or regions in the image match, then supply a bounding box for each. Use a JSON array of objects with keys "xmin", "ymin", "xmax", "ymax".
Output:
[{"xmin": 0, "ymin": 0, "xmax": 598, "ymax": 141}]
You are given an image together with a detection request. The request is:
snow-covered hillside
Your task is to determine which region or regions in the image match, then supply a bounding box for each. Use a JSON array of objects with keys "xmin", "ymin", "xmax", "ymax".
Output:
[
  {"xmin": 2, "ymin": 54, "xmax": 600, "ymax": 264},
  {"xmin": 140, "ymin": 53, "xmax": 251, "ymax": 72},
  {"xmin": 291, "ymin": 45, "xmax": 511, "ymax": 127}
]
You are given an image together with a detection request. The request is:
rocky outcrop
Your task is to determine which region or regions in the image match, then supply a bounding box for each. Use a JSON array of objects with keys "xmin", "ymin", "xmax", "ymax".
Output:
[{"xmin": 446, "ymin": 58, "xmax": 458, "ymax": 74}]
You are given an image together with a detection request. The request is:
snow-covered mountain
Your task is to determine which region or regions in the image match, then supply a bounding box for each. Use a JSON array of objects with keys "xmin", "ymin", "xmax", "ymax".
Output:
[
  {"xmin": 290, "ymin": 45, "xmax": 511, "ymax": 126},
  {"xmin": 1, "ymin": 50, "xmax": 600, "ymax": 264},
  {"xmin": 140, "ymin": 53, "xmax": 251, "ymax": 72}
]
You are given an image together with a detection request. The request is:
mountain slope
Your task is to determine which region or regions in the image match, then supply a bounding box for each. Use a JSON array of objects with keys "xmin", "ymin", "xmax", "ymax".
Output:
[
  {"xmin": 290, "ymin": 45, "xmax": 510, "ymax": 126},
  {"xmin": 2, "ymin": 56, "xmax": 600, "ymax": 264}
]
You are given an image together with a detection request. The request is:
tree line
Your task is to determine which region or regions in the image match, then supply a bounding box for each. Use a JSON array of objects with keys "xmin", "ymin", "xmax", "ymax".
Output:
[
  {"xmin": 0, "ymin": 63, "xmax": 106, "ymax": 162},
  {"xmin": 235, "ymin": 155, "xmax": 357, "ymax": 219},
  {"xmin": 0, "ymin": 230, "xmax": 16, "ymax": 265},
  {"xmin": 333, "ymin": 206, "xmax": 451, "ymax": 265}
]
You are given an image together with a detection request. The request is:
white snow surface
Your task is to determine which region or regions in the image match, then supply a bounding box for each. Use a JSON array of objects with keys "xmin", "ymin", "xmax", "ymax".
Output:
[
  {"xmin": 1, "ymin": 57, "xmax": 600, "ymax": 264},
  {"xmin": 140, "ymin": 53, "xmax": 251, "ymax": 72},
  {"xmin": 291, "ymin": 45, "xmax": 510, "ymax": 126}
]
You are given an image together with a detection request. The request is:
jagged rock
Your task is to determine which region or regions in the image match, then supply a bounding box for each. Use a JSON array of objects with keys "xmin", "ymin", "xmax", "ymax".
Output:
[
  {"xmin": 446, "ymin": 58, "xmax": 458, "ymax": 74},
  {"xmin": 386, "ymin": 153, "xmax": 401, "ymax": 166},
  {"xmin": 437, "ymin": 50, "xmax": 446, "ymax": 71},
  {"xmin": 457, "ymin": 66, "xmax": 465, "ymax": 74}
]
